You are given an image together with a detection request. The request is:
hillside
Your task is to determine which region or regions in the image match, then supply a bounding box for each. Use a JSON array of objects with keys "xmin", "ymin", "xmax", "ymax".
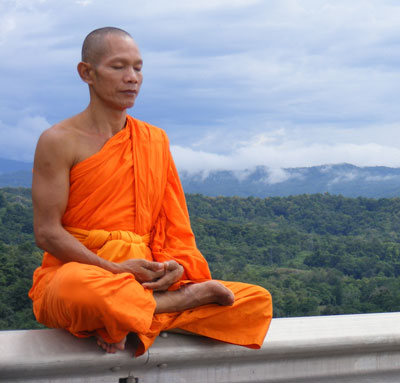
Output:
[
  {"xmin": 187, "ymin": 194, "xmax": 400, "ymax": 316},
  {"xmin": 2, "ymin": 158, "xmax": 400, "ymax": 197},
  {"xmin": 0, "ymin": 188, "xmax": 42, "ymax": 329},
  {"xmin": 0, "ymin": 158, "xmax": 33, "ymax": 188},
  {"xmin": 181, "ymin": 164, "xmax": 400, "ymax": 198},
  {"xmin": 1, "ymin": 188, "xmax": 400, "ymax": 329}
]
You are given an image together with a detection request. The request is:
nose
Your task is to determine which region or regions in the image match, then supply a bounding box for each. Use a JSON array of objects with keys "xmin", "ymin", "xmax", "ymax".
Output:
[{"xmin": 124, "ymin": 67, "xmax": 140, "ymax": 83}]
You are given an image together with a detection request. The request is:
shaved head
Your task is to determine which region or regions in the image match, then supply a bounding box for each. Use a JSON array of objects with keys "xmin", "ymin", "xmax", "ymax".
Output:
[{"xmin": 81, "ymin": 27, "xmax": 133, "ymax": 65}]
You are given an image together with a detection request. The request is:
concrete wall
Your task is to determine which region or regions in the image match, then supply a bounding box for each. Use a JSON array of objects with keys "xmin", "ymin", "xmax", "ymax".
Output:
[{"xmin": 1, "ymin": 312, "xmax": 400, "ymax": 383}]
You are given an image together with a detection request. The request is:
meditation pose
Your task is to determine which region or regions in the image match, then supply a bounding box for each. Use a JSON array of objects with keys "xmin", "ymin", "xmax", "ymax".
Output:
[{"xmin": 29, "ymin": 27, "xmax": 272, "ymax": 355}]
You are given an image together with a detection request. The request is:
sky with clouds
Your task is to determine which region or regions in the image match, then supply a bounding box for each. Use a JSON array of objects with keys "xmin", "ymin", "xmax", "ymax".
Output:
[{"xmin": 2, "ymin": 0, "xmax": 400, "ymax": 173}]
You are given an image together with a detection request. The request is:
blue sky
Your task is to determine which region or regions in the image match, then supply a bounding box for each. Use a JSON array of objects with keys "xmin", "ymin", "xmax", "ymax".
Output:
[{"xmin": 2, "ymin": 0, "xmax": 400, "ymax": 176}]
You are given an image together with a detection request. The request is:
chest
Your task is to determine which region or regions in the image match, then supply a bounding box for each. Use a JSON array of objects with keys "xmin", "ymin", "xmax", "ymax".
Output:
[{"xmin": 72, "ymin": 134, "xmax": 116, "ymax": 167}]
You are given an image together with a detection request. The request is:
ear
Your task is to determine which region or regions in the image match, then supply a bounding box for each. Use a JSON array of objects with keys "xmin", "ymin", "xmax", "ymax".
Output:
[{"xmin": 77, "ymin": 61, "xmax": 94, "ymax": 84}]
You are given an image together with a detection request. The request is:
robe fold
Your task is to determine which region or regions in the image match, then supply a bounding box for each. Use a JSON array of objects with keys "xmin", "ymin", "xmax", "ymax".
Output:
[{"xmin": 29, "ymin": 115, "xmax": 272, "ymax": 356}]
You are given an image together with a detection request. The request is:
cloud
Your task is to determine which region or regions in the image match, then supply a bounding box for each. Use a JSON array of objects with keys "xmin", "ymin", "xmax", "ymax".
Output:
[
  {"xmin": 0, "ymin": 116, "xmax": 50, "ymax": 162},
  {"xmin": 75, "ymin": 0, "xmax": 93, "ymax": 5},
  {"xmin": 327, "ymin": 168, "xmax": 400, "ymax": 187},
  {"xmin": 171, "ymin": 131, "xmax": 400, "ymax": 174},
  {"xmin": 261, "ymin": 168, "xmax": 293, "ymax": 185},
  {"xmin": 329, "ymin": 171, "xmax": 358, "ymax": 186},
  {"xmin": 3, "ymin": 0, "xmax": 400, "ymax": 171}
]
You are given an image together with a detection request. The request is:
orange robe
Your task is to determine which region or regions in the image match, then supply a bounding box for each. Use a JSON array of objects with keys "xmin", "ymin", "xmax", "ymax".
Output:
[{"xmin": 29, "ymin": 115, "xmax": 272, "ymax": 356}]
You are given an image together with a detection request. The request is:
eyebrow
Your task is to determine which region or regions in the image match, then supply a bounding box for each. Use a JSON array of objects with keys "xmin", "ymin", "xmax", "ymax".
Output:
[{"xmin": 109, "ymin": 57, "xmax": 143, "ymax": 64}]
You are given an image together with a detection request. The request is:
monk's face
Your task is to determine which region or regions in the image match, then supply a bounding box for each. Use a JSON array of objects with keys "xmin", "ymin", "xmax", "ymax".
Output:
[{"xmin": 89, "ymin": 34, "xmax": 143, "ymax": 111}]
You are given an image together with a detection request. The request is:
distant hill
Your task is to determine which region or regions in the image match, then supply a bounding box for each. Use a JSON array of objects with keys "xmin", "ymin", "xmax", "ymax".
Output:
[
  {"xmin": 0, "ymin": 158, "xmax": 32, "ymax": 188},
  {"xmin": 1, "ymin": 158, "xmax": 400, "ymax": 198},
  {"xmin": 0, "ymin": 158, "xmax": 32, "ymax": 174},
  {"xmin": 0, "ymin": 171, "xmax": 32, "ymax": 188},
  {"xmin": 181, "ymin": 164, "xmax": 400, "ymax": 198}
]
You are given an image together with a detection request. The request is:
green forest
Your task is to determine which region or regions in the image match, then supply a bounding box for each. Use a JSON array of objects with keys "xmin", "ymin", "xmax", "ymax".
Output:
[{"xmin": 1, "ymin": 187, "xmax": 400, "ymax": 330}]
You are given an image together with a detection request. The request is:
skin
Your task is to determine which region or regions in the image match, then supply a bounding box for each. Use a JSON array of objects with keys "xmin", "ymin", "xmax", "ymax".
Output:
[{"xmin": 33, "ymin": 32, "xmax": 234, "ymax": 354}]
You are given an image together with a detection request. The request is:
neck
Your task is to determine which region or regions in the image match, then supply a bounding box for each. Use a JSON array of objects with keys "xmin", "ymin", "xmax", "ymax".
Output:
[{"xmin": 81, "ymin": 101, "xmax": 128, "ymax": 137}]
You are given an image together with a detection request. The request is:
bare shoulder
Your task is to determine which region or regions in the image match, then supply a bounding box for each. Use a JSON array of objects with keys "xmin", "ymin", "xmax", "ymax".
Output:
[
  {"xmin": 37, "ymin": 116, "xmax": 78, "ymax": 149},
  {"xmin": 32, "ymin": 117, "xmax": 83, "ymax": 218},
  {"xmin": 35, "ymin": 115, "xmax": 82, "ymax": 168}
]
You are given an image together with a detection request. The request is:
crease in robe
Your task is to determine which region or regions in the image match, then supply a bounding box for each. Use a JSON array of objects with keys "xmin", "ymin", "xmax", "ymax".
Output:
[{"xmin": 29, "ymin": 115, "xmax": 273, "ymax": 356}]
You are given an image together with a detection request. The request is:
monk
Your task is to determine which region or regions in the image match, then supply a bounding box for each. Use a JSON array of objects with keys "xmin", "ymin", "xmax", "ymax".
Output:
[{"xmin": 29, "ymin": 27, "xmax": 272, "ymax": 356}]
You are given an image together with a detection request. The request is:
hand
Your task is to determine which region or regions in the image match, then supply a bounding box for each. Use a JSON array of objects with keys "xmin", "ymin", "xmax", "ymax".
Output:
[
  {"xmin": 114, "ymin": 259, "xmax": 165, "ymax": 283},
  {"xmin": 142, "ymin": 260, "xmax": 184, "ymax": 291}
]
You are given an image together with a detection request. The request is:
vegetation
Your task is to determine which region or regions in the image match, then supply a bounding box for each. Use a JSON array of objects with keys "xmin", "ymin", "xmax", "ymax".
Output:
[
  {"xmin": 1, "ymin": 188, "xmax": 400, "ymax": 330},
  {"xmin": 0, "ymin": 188, "xmax": 43, "ymax": 329},
  {"xmin": 188, "ymin": 194, "xmax": 400, "ymax": 317}
]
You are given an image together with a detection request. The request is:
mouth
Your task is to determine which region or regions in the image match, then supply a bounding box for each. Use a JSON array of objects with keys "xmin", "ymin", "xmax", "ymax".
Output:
[{"xmin": 121, "ymin": 90, "xmax": 137, "ymax": 96}]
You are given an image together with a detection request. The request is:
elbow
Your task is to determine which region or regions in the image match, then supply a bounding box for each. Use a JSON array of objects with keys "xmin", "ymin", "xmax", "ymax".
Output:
[
  {"xmin": 34, "ymin": 224, "xmax": 59, "ymax": 251},
  {"xmin": 34, "ymin": 226, "xmax": 48, "ymax": 250}
]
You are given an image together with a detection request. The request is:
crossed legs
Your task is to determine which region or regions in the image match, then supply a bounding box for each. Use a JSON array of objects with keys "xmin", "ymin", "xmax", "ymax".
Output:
[{"xmin": 96, "ymin": 280, "xmax": 235, "ymax": 353}]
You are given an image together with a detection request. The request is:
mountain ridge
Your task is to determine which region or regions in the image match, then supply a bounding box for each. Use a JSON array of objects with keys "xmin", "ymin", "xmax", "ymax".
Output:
[
  {"xmin": 1, "ymin": 158, "xmax": 400, "ymax": 198},
  {"xmin": 180, "ymin": 163, "xmax": 400, "ymax": 198}
]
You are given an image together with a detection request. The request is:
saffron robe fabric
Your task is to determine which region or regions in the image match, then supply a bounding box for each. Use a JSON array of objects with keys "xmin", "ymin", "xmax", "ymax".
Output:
[{"xmin": 29, "ymin": 115, "xmax": 273, "ymax": 356}]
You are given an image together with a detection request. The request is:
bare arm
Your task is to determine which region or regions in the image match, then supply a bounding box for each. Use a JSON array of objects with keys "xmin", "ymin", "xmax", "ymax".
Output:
[
  {"xmin": 32, "ymin": 126, "xmax": 164, "ymax": 281},
  {"xmin": 32, "ymin": 126, "xmax": 117, "ymax": 270}
]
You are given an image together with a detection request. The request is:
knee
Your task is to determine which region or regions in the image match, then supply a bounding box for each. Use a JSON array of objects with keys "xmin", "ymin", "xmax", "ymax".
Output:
[
  {"xmin": 55, "ymin": 262, "xmax": 105, "ymax": 303},
  {"xmin": 56, "ymin": 262, "xmax": 89, "ymax": 288},
  {"xmin": 259, "ymin": 285, "xmax": 272, "ymax": 301},
  {"xmin": 250, "ymin": 285, "xmax": 273, "ymax": 312}
]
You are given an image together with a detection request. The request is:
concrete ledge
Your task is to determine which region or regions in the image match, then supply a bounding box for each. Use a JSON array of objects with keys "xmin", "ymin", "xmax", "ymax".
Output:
[{"xmin": 1, "ymin": 312, "xmax": 400, "ymax": 382}]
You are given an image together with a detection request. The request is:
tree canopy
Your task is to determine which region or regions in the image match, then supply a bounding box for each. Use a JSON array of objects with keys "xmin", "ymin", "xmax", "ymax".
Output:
[{"xmin": 1, "ymin": 188, "xmax": 400, "ymax": 330}]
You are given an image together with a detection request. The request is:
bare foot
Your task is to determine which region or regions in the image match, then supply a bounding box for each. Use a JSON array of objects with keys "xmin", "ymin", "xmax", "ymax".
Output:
[
  {"xmin": 188, "ymin": 280, "xmax": 235, "ymax": 307},
  {"xmin": 96, "ymin": 335, "xmax": 126, "ymax": 353},
  {"xmin": 154, "ymin": 280, "xmax": 235, "ymax": 313}
]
